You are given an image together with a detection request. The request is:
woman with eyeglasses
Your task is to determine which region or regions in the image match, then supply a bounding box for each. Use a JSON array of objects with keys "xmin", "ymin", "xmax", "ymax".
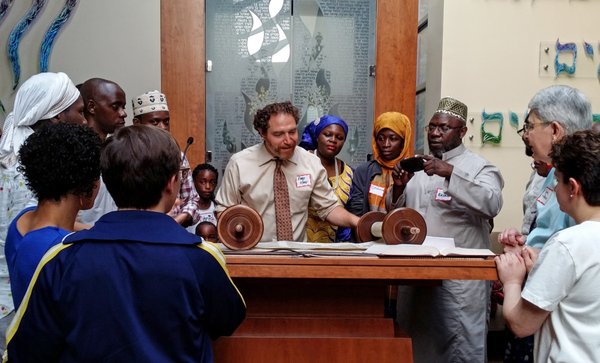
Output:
[
  {"xmin": 499, "ymin": 85, "xmax": 592, "ymax": 255},
  {"xmin": 346, "ymin": 112, "xmax": 412, "ymax": 218},
  {"xmin": 496, "ymin": 85, "xmax": 593, "ymax": 362},
  {"xmin": 299, "ymin": 115, "xmax": 353, "ymax": 242}
]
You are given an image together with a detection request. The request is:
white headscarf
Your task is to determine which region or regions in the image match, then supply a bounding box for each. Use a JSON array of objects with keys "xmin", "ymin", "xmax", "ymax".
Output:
[{"xmin": 0, "ymin": 72, "xmax": 80, "ymax": 165}]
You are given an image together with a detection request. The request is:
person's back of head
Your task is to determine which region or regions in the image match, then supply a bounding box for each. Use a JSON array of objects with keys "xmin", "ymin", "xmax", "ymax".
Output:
[
  {"xmin": 80, "ymin": 78, "xmax": 127, "ymax": 138},
  {"xmin": 528, "ymin": 85, "xmax": 592, "ymax": 135},
  {"xmin": 18, "ymin": 122, "xmax": 101, "ymax": 204},
  {"xmin": 102, "ymin": 125, "xmax": 180, "ymax": 210},
  {"xmin": 551, "ymin": 130, "xmax": 600, "ymax": 207},
  {"xmin": 0, "ymin": 72, "xmax": 82, "ymax": 163}
]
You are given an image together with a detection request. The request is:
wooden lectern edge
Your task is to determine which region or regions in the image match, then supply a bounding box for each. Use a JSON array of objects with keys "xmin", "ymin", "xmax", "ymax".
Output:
[{"xmin": 223, "ymin": 254, "xmax": 498, "ymax": 280}]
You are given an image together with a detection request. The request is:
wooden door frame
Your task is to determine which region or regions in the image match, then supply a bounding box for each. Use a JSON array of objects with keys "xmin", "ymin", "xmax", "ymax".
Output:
[{"xmin": 161, "ymin": 0, "xmax": 418, "ymax": 167}]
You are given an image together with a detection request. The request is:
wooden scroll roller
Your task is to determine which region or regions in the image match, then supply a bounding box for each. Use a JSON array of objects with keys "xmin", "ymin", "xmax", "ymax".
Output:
[
  {"xmin": 355, "ymin": 207, "xmax": 427, "ymax": 244},
  {"xmin": 217, "ymin": 205, "xmax": 264, "ymax": 250}
]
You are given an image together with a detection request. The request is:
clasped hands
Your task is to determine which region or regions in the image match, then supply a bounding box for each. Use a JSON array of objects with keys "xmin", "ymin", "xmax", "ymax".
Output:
[{"xmin": 497, "ymin": 227, "xmax": 539, "ymax": 274}]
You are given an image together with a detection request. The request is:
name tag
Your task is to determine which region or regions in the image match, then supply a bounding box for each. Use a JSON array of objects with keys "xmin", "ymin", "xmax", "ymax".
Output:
[
  {"xmin": 369, "ymin": 184, "xmax": 385, "ymax": 197},
  {"xmin": 537, "ymin": 186, "xmax": 553, "ymax": 206},
  {"xmin": 296, "ymin": 174, "xmax": 312, "ymax": 188},
  {"xmin": 435, "ymin": 188, "xmax": 452, "ymax": 202}
]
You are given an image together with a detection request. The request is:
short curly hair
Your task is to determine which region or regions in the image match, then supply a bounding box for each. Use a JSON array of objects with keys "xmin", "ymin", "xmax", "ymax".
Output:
[
  {"xmin": 253, "ymin": 101, "xmax": 299, "ymax": 134},
  {"xmin": 18, "ymin": 123, "xmax": 101, "ymax": 201}
]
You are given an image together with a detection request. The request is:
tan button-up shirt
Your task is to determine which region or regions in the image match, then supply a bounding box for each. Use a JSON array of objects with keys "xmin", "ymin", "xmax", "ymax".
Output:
[{"xmin": 215, "ymin": 143, "xmax": 340, "ymax": 242}]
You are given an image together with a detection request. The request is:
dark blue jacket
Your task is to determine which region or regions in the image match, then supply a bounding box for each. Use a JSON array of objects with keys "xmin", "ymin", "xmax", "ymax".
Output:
[
  {"xmin": 5, "ymin": 210, "xmax": 246, "ymax": 363},
  {"xmin": 346, "ymin": 159, "xmax": 383, "ymax": 217}
]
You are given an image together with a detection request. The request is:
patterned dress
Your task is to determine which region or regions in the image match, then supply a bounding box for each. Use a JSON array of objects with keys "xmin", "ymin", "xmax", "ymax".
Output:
[
  {"xmin": 305, "ymin": 162, "xmax": 353, "ymax": 242},
  {"xmin": 0, "ymin": 162, "xmax": 35, "ymax": 320}
]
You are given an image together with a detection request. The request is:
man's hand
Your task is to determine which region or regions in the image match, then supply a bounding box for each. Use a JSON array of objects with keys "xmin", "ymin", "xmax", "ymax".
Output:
[
  {"xmin": 391, "ymin": 161, "xmax": 414, "ymax": 202},
  {"xmin": 495, "ymin": 252, "xmax": 527, "ymax": 286},
  {"xmin": 498, "ymin": 227, "xmax": 526, "ymax": 248},
  {"xmin": 391, "ymin": 161, "xmax": 414, "ymax": 188},
  {"xmin": 173, "ymin": 212, "xmax": 193, "ymax": 227},
  {"xmin": 168, "ymin": 198, "xmax": 183, "ymax": 217},
  {"xmin": 422, "ymin": 155, "xmax": 453, "ymax": 178}
]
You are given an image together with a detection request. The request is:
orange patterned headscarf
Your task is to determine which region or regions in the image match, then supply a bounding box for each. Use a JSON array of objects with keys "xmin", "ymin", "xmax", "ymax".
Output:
[{"xmin": 371, "ymin": 112, "xmax": 412, "ymax": 170}]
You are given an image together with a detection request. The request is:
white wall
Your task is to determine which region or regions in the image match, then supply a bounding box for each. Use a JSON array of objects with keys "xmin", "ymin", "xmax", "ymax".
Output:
[
  {"xmin": 426, "ymin": 0, "xmax": 600, "ymax": 231},
  {"xmin": 0, "ymin": 0, "xmax": 161, "ymax": 125}
]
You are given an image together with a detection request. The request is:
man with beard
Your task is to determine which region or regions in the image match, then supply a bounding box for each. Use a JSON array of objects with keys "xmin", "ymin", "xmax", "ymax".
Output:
[
  {"xmin": 387, "ymin": 97, "xmax": 504, "ymax": 363},
  {"xmin": 215, "ymin": 101, "xmax": 359, "ymax": 242}
]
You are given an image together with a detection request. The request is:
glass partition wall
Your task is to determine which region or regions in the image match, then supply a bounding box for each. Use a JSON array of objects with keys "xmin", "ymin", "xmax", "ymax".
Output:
[{"xmin": 206, "ymin": 0, "xmax": 376, "ymax": 172}]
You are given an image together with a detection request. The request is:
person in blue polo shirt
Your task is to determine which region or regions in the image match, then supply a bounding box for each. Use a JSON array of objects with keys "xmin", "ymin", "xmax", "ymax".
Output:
[{"xmin": 4, "ymin": 125, "xmax": 246, "ymax": 363}]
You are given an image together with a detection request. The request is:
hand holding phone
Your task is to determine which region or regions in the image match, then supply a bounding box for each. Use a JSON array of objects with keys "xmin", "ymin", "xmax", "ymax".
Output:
[{"xmin": 400, "ymin": 156, "xmax": 425, "ymax": 173}]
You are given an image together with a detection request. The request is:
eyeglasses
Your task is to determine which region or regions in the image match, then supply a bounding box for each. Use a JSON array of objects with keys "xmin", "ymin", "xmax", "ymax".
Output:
[
  {"xmin": 517, "ymin": 121, "xmax": 550, "ymax": 137},
  {"xmin": 424, "ymin": 124, "xmax": 464, "ymax": 133}
]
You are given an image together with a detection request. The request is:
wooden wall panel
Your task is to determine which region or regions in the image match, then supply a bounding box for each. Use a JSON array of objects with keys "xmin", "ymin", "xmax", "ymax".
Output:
[
  {"xmin": 161, "ymin": 0, "xmax": 418, "ymax": 163},
  {"xmin": 375, "ymin": 0, "xmax": 419, "ymax": 153},
  {"xmin": 160, "ymin": 0, "xmax": 205, "ymax": 167}
]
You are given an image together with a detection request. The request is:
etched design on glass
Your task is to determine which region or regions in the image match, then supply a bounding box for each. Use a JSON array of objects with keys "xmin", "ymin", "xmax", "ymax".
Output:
[
  {"xmin": 206, "ymin": 0, "xmax": 375, "ymax": 172},
  {"xmin": 222, "ymin": 120, "xmax": 237, "ymax": 154}
]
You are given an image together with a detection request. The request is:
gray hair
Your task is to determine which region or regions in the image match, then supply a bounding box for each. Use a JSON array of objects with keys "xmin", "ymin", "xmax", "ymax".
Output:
[{"xmin": 528, "ymin": 85, "xmax": 592, "ymax": 134}]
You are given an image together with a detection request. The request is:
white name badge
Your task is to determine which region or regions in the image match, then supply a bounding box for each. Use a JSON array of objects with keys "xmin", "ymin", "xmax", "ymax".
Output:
[
  {"xmin": 296, "ymin": 174, "xmax": 312, "ymax": 188},
  {"xmin": 435, "ymin": 188, "xmax": 452, "ymax": 202},
  {"xmin": 369, "ymin": 184, "xmax": 385, "ymax": 197},
  {"xmin": 536, "ymin": 186, "xmax": 553, "ymax": 206}
]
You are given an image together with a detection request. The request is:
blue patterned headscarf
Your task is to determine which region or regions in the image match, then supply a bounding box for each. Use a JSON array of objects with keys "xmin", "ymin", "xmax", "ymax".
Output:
[{"xmin": 299, "ymin": 114, "xmax": 349, "ymax": 151}]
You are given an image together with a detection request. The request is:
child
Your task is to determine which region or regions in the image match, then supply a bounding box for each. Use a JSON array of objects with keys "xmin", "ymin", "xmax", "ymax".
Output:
[
  {"xmin": 196, "ymin": 221, "xmax": 218, "ymax": 242},
  {"xmin": 187, "ymin": 163, "xmax": 218, "ymax": 233},
  {"xmin": 5, "ymin": 123, "xmax": 100, "ymax": 308},
  {"xmin": 496, "ymin": 130, "xmax": 600, "ymax": 362}
]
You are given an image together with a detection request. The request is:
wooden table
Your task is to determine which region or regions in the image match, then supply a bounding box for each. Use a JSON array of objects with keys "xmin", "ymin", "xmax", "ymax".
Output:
[{"xmin": 213, "ymin": 254, "xmax": 497, "ymax": 363}]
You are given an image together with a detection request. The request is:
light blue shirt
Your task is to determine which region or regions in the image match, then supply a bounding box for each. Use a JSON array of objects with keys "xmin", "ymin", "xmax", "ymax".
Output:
[{"xmin": 526, "ymin": 168, "xmax": 575, "ymax": 249}]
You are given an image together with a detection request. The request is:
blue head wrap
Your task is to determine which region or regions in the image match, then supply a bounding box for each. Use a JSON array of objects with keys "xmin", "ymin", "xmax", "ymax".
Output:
[{"xmin": 299, "ymin": 114, "xmax": 349, "ymax": 151}]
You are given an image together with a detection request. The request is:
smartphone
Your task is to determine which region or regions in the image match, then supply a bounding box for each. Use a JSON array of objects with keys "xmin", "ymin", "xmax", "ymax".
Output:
[{"xmin": 400, "ymin": 156, "xmax": 425, "ymax": 173}]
